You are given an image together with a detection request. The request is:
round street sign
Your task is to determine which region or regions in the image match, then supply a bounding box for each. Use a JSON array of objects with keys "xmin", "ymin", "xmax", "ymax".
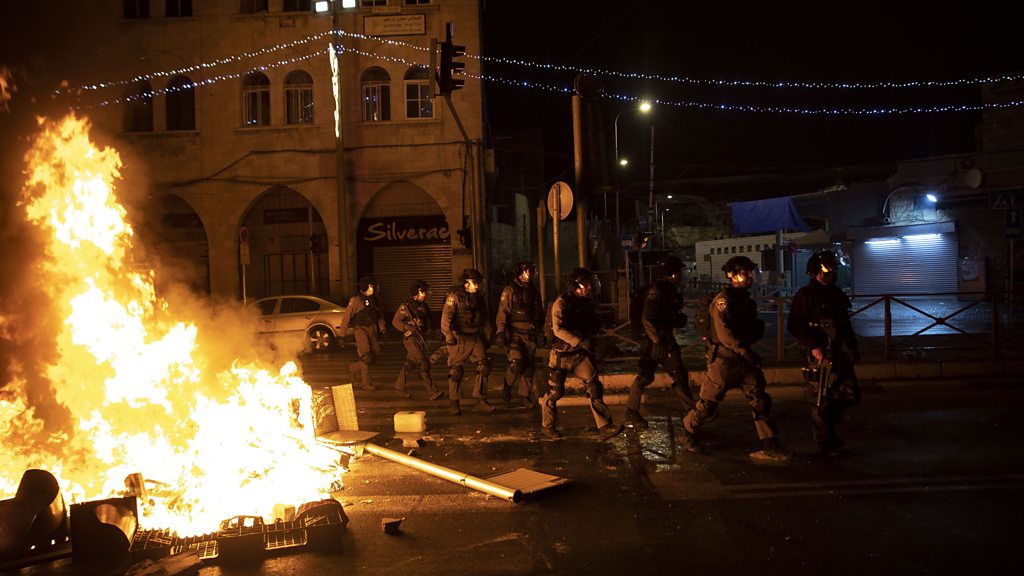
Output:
[{"xmin": 547, "ymin": 181, "xmax": 573, "ymax": 221}]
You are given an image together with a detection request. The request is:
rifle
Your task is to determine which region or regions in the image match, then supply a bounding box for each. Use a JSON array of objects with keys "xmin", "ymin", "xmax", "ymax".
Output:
[
  {"xmin": 812, "ymin": 318, "xmax": 837, "ymax": 408},
  {"xmin": 816, "ymin": 356, "xmax": 833, "ymax": 407}
]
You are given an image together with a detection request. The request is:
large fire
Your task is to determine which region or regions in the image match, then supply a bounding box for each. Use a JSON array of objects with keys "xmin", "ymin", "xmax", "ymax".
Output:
[{"xmin": 0, "ymin": 115, "xmax": 343, "ymax": 536}]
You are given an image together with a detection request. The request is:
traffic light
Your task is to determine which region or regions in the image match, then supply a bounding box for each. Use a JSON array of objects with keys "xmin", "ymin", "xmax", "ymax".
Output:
[{"xmin": 438, "ymin": 40, "xmax": 465, "ymax": 95}]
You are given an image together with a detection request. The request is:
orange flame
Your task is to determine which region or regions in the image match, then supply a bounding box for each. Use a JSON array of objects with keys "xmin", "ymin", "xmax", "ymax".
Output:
[{"xmin": 0, "ymin": 115, "xmax": 343, "ymax": 536}]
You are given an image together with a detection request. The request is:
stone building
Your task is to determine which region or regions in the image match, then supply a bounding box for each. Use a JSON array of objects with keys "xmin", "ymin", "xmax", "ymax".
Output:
[{"xmin": 58, "ymin": 0, "xmax": 484, "ymax": 315}]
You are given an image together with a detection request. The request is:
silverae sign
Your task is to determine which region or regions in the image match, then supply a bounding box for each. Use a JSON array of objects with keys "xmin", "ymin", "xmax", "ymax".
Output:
[{"xmin": 358, "ymin": 215, "xmax": 451, "ymax": 246}]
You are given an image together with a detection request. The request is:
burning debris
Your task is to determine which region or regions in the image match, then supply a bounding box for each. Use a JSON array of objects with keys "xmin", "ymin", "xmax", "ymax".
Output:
[{"xmin": 0, "ymin": 114, "xmax": 346, "ymax": 555}]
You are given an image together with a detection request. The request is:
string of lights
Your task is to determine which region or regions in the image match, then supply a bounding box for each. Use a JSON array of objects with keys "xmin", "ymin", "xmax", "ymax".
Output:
[
  {"xmin": 70, "ymin": 29, "xmax": 1024, "ymax": 116},
  {"xmin": 475, "ymin": 72, "xmax": 1024, "ymax": 115},
  {"xmin": 76, "ymin": 31, "xmax": 334, "ymax": 92},
  {"xmin": 70, "ymin": 29, "xmax": 429, "ymax": 95},
  {"xmin": 93, "ymin": 50, "xmax": 329, "ymax": 108},
  {"xmin": 475, "ymin": 54, "xmax": 1024, "ymax": 90}
]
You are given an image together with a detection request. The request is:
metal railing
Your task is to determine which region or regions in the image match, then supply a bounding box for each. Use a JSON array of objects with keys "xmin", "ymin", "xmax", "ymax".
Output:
[{"xmin": 753, "ymin": 291, "xmax": 1024, "ymax": 363}]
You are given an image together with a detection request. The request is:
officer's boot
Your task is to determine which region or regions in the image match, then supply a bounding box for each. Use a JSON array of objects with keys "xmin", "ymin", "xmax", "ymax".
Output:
[
  {"xmin": 449, "ymin": 380, "xmax": 461, "ymax": 415},
  {"xmin": 625, "ymin": 408, "xmax": 649, "ymax": 429}
]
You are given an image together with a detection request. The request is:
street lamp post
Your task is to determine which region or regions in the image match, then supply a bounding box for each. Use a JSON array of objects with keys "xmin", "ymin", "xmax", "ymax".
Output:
[
  {"xmin": 648, "ymin": 122, "xmax": 655, "ymax": 245},
  {"xmin": 613, "ymin": 101, "xmax": 652, "ymax": 240}
]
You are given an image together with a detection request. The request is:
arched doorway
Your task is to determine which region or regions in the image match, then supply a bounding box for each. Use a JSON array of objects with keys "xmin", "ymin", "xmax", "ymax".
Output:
[
  {"xmin": 241, "ymin": 186, "xmax": 329, "ymax": 301},
  {"xmin": 139, "ymin": 193, "xmax": 210, "ymax": 296},
  {"xmin": 357, "ymin": 183, "xmax": 452, "ymax": 317}
]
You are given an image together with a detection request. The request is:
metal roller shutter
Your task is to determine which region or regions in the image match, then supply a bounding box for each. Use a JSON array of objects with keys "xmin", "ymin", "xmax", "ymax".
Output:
[
  {"xmin": 372, "ymin": 244, "xmax": 453, "ymax": 317},
  {"xmin": 852, "ymin": 232, "xmax": 958, "ymax": 296}
]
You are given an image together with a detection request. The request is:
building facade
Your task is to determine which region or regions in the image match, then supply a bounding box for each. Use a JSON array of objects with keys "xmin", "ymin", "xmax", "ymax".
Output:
[{"xmin": 67, "ymin": 0, "xmax": 484, "ymax": 314}]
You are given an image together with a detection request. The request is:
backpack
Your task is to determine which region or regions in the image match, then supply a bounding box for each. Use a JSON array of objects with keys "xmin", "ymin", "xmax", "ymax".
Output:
[
  {"xmin": 693, "ymin": 292, "xmax": 717, "ymax": 342},
  {"xmin": 629, "ymin": 284, "xmax": 650, "ymax": 328}
]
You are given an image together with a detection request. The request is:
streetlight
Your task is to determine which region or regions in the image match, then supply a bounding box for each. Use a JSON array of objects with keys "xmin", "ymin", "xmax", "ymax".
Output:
[{"xmin": 613, "ymin": 101, "xmax": 652, "ymax": 239}]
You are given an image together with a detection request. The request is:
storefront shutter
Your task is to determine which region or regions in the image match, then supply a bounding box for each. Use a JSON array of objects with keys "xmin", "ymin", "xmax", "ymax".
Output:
[
  {"xmin": 372, "ymin": 244, "xmax": 453, "ymax": 318},
  {"xmin": 852, "ymin": 232, "xmax": 958, "ymax": 296}
]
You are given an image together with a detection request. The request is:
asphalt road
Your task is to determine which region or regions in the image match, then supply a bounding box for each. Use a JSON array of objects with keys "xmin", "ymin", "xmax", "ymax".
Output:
[
  {"xmin": 17, "ymin": 346, "xmax": 1023, "ymax": 575},
  {"xmin": 202, "ymin": 350, "xmax": 1022, "ymax": 575}
]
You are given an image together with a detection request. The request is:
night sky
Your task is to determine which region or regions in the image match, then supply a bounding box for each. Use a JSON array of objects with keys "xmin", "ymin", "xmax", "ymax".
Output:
[
  {"xmin": 1, "ymin": 2, "xmax": 1021, "ymax": 199},
  {"xmin": 480, "ymin": 1, "xmax": 1022, "ymax": 191}
]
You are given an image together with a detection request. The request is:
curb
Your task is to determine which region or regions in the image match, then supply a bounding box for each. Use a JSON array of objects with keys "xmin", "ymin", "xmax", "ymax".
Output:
[{"xmin": 559, "ymin": 359, "xmax": 1024, "ymax": 395}]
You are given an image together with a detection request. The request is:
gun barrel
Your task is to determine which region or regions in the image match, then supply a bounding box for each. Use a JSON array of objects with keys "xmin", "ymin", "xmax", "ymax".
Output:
[{"xmin": 816, "ymin": 359, "xmax": 833, "ymax": 407}]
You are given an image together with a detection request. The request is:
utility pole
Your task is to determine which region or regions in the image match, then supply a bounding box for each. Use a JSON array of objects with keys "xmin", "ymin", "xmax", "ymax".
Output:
[{"xmin": 330, "ymin": 3, "xmax": 351, "ymax": 300}]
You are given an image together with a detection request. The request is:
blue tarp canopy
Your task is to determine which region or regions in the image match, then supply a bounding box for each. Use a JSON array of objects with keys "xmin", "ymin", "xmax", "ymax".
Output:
[{"xmin": 731, "ymin": 196, "xmax": 811, "ymax": 234}]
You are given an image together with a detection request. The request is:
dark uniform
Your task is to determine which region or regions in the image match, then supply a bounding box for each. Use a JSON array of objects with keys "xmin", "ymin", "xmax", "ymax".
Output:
[
  {"xmin": 682, "ymin": 256, "xmax": 789, "ymax": 461},
  {"xmin": 625, "ymin": 256, "xmax": 691, "ymax": 428},
  {"xmin": 392, "ymin": 280, "xmax": 443, "ymax": 400},
  {"xmin": 539, "ymin": 268, "xmax": 623, "ymax": 441},
  {"xmin": 495, "ymin": 261, "xmax": 544, "ymax": 407},
  {"xmin": 440, "ymin": 269, "xmax": 493, "ymax": 415},
  {"xmin": 787, "ymin": 250, "xmax": 861, "ymax": 455},
  {"xmin": 340, "ymin": 275, "xmax": 386, "ymax": 390}
]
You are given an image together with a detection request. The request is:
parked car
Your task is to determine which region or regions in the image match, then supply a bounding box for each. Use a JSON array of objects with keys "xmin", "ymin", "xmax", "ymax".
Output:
[{"xmin": 249, "ymin": 295, "xmax": 346, "ymax": 353}]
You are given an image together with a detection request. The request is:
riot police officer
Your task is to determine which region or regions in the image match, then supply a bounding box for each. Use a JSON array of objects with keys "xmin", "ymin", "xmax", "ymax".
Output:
[
  {"xmin": 392, "ymin": 280, "xmax": 444, "ymax": 401},
  {"xmin": 340, "ymin": 275, "xmax": 387, "ymax": 391},
  {"xmin": 495, "ymin": 261, "xmax": 544, "ymax": 408},
  {"xmin": 788, "ymin": 250, "xmax": 861, "ymax": 456},
  {"xmin": 681, "ymin": 256, "xmax": 790, "ymax": 461},
  {"xmin": 625, "ymin": 255, "xmax": 692, "ymax": 429},
  {"xmin": 539, "ymin": 268, "xmax": 623, "ymax": 441},
  {"xmin": 440, "ymin": 269, "xmax": 494, "ymax": 415}
]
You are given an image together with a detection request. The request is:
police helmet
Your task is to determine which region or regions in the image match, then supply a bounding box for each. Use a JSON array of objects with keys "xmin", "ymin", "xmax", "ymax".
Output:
[
  {"xmin": 656, "ymin": 255, "xmax": 684, "ymax": 278},
  {"xmin": 358, "ymin": 275, "xmax": 377, "ymax": 292},
  {"xmin": 722, "ymin": 256, "xmax": 758, "ymax": 276},
  {"xmin": 806, "ymin": 250, "xmax": 839, "ymax": 276},
  {"xmin": 514, "ymin": 261, "xmax": 536, "ymax": 277},
  {"xmin": 462, "ymin": 268, "xmax": 484, "ymax": 283},
  {"xmin": 567, "ymin": 267, "xmax": 601, "ymax": 296},
  {"xmin": 409, "ymin": 279, "xmax": 430, "ymax": 295}
]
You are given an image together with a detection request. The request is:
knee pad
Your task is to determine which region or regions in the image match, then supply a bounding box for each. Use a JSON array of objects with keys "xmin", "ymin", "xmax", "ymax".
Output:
[
  {"xmin": 752, "ymin": 392, "xmax": 772, "ymax": 416},
  {"xmin": 638, "ymin": 356, "xmax": 658, "ymax": 375},
  {"xmin": 696, "ymin": 399, "xmax": 719, "ymax": 421},
  {"xmin": 633, "ymin": 372, "xmax": 655, "ymax": 389},
  {"xmin": 549, "ymin": 369, "xmax": 567, "ymax": 387},
  {"xmin": 362, "ymin": 351, "xmax": 377, "ymax": 365},
  {"xmin": 403, "ymin": 359, "xmax": 417, "ymax": 372},
  {"xmin": 478, "ymin": 358, "xmax": 491, "ymax": 377},
  {"xmin": 586, "ymin": 378, "xmax": 604, "ymax": 399},
  {"xmin": 448, "ymin": 364, "xmax": 465, "ymax": 382},
  {"xmin": 508, "ymin": 359, "xmax": 526, "ymax": 375}
]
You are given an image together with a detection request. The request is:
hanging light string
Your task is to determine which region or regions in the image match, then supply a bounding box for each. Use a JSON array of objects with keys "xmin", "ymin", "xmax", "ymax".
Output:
[
  {"xmin": 472, "ymin": 71, "xmax": 1024, "ymax": 115},
  {"xmin": 93, "ymin": 50, "xmax": 328, "ymax": 107},
  {"xmin": 69, "ymin": 30, "xmax": 1024, "ymax": 115},
  {"xmin": 76, "ymin": 31, "xmax": 335, "ymax": 93},
  {"xmin": 475, "ymin": 53, "xmax": 1024, "ymax": 90},
  {"xmin": 70, "ymin": 29, "xmax": 430, "ymax": 95}
]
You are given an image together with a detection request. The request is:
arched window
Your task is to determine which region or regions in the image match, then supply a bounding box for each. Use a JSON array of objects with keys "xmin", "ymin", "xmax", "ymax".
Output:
[
  {"xmin": 166, "ymin": 75, "xmax": 196, "ymax": 131},
  {"xmin": 242, "ymin": 71, "xmax": 271, "ymax": 127},
  {"xmin": 123, "ymin": 80, "xmax": 153, "ymax": 132},
  {"xmin": 285, "ymin": 70, "xmax": 314, "ymax": 125},
  {"xmin": 360, "ymin": 67, "xmax": 391, "ymax": 122},
  {"xmin": 404, "ymin": 66, "xmax": 432, "ymax": 119},
  {"xmin": 240, "ymin": 0, "xmax": 268, "ymax": 13},
  {"xmin": 165, "ymin": 0, "xmax": 192, "ymax": 17},
  {"xmin": 124, "ymin": 0, "xmax": 150, "ymax": 18}
]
